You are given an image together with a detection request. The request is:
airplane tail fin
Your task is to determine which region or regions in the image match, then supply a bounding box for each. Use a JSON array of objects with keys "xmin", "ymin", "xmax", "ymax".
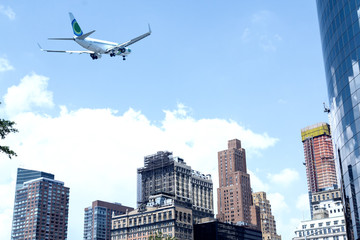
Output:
[{"xmin": 69, "ymin": 12, "xmax": 83, "ymax": 36}]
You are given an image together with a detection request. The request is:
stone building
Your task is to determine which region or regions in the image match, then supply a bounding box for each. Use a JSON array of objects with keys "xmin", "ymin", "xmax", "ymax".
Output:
[
  {"xmin": 252, "ymin": 192, "xmax": 281, "ymax": 240},
  {"xmin": 111, "ymin": 194, "xmax": 193, "ymax": 240},
  {"xmin": 137, "ymin": 151, "xmax": 213, "ymax": 223}
]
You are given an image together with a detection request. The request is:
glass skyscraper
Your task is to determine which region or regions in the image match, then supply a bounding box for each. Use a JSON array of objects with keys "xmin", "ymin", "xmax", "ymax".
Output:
[{"xmin": 316, "ymin": 1, "xmax": 360, "ymax": 239}]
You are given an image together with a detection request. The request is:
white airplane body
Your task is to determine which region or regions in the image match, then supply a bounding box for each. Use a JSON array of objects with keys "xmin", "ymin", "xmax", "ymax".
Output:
[{"xmin": 39, "ymin": 13, "xmax": 151, "ymax": 60}]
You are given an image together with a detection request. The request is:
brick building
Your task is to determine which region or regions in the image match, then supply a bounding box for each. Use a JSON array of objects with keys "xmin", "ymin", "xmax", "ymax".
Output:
[
  {"xmin": 84, "ymin": 200, "xmax": 134, "ymax": 240},
  {"xmin": 216, "ymin": 139, "xmax": 260, "ymax": 229},
  {"xmin": 11, "ymin": 171, "xmax": 69, "ymax": 240}
]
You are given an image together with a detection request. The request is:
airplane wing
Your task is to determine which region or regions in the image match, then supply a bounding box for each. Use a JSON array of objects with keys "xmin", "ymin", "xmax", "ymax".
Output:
[
  {"xmin": 38, "ymin": 44, "xmax": 94, "ymax": 54},
  {"xmin": 106, "ymin": 25, "xmax": 151, "ymax": 53}
]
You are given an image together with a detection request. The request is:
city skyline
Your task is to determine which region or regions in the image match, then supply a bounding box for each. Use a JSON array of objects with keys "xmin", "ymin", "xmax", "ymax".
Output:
[{"xmin": 0, "ymin": 1, "xmax": 328, "ymax": 239}]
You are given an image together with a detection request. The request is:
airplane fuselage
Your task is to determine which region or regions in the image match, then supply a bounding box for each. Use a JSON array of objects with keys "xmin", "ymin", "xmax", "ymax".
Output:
[{"xmin": 75, "ymin": 37, "xmax": 131, "ymax": 56}]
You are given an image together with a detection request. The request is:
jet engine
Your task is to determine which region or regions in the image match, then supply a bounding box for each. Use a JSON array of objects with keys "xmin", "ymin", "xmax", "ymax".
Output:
[{"xmin": 90, "ymin": 53, "xmax": 102, "ymax": 60}]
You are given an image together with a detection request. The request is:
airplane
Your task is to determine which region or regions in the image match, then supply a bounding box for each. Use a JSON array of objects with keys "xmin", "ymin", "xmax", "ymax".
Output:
[{"xmin": 39, "ymin": 12, "xmax": 151, "ymax": 60}]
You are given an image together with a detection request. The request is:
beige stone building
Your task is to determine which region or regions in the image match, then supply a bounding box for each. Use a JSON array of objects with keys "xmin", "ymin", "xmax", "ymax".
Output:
[
  {"xmin": 111, "ymin": 194, "xmax": 193, "ymax": 240},
  {"xmin": 252, "ymin": 192, "xmax": 281, "ymax": 240},
  {"xmin": 137, "ymin": 151, "xmax": 213, "ymax": 223}
]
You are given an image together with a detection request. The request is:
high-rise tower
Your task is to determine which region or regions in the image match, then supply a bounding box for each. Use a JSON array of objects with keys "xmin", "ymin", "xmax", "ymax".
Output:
[
  {"xmin": 11, "ymin": 168, "xmax": 69, "ymax": 240},
  {"xmin": 216, "ymin": 139, "xmax": 259, "ymax": 229},
  {"xmin": 316, "ymin": 1, "xmax": 360, "ymax": 238},
  {"xmin": 301, "ymin": 123, "xmax": 337, "ymax": 218},
  {"xmin": 301, "ymin": 123, "xmax": 337, "ymax": 194}
]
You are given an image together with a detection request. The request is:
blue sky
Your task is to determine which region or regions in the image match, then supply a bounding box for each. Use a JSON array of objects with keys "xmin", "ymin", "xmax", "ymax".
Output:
[{"xmin": 0, "ymin": 1, "xmax": 329, "ymax": 239}]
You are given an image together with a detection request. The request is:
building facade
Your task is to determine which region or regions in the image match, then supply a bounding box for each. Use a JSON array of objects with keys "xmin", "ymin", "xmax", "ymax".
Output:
[
  {"xmin": 193, "ymin": 219, "xmax": 262, "ymax": 240},
  {"xmin": 311, "ymin": 188, "xmax": 344, "ymax": 218},
  {"xmin": 137, "ymin": 151, "xmax": 213, "ymax": 223},
  {"xmin": 316, "ymin": 1, "xmax": 360, "ymax": 238},
  {"xmin": 111, "ymin": 194, "xmax": 193, "ymax": 240},
  {"xmin": 216, "ymin": 139, "xmax": 259, "ymax": 229},
  {"xmin": 252, "ymin": 192, "xmax": 281, "ymax": 240},
  {"xmin": 11, "ymin": 176, "xmax": 69, "ymax": 240},
  {"xmin": 84, "ymin": 200, "xmax": 134, "ymax": 240},
  {"xmin": 293, "ymin": 210, "xmax": 346, "ymax": 240}
]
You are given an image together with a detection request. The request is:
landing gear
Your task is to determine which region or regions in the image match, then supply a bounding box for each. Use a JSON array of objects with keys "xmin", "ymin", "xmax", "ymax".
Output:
[
  {"xmin": 110, "ymin": 53, "xmax": 115, "ymax": 57},
  {"xmin": 123, "ymin": 57, "xmax": 126, "ymax": 61},
  {"xmin": 90, "ymin": 53, "xmax": 98, "ymax": 60}
]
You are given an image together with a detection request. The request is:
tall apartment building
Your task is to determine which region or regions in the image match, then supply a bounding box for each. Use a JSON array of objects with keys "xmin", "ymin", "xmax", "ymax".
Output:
[
  {"xmin": 137, "ymin": 151, "xmax": 213, "ymax": 223},
  {"xmin": 11, "ymin": 168, "xmax": 69, "ymax": 240},
  {"xmin": 112, "ymin": 194, "xmax": 193, "ymax": 240},
  {"xmin": 216, "ymin": 139, "xmax": 259, "ymax": 229},
  {"xmin": 252, "ymin": 192, "xmax": 281, "ymax": 240},
  {"xmin": 84, "ymin": 200, "xmax": 134, "ymax": 240},
  {"xmin": 301, "ymin": 123, "xmax": 337, "ymax": 219},
  {"xmin": 316, "ymin": 1, "xmax": 360, "ymax": 238}
]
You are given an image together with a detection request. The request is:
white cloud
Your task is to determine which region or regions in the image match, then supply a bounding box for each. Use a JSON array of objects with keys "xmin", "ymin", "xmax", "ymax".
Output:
[
  {"xmin": 267, "ymin": 192, "xmax": 289, "ymax": 216},
  {"xmin": 251, "ymin": 10, "xmax": 274, "ymax": 26},
  {"xmin": 3, "ymin": 73, "xmax": 54, "ymax": 117},
  {"xmin": 0, "ymin": 5, "xmax": 15, "ymax": 20},
  {"xmin": 277, "ymin": 217, "xmax": 302, "ymax": 240},
  {"xmin": 267, "ymin": 168, "xmax": 299, "ymax": 187},
  {"xmin": 241, "ymin": 10, "xmax": 282, "ymax": 52},
  {"xmin": 296, "ymin": 193, "xmax": 310, "ymax": 212},
  {"xmin": 277, "ymin": 98, "xmax": 287, "ymax": 104},
  {"xmin": 259, "ymin": 34, "xmax": 283, "ymax": 52},
  {"xmin": 0, "ymin": 57, "xmax": 14, "ymax": 72},
  {"xmin": 0, "ymin": 73, "xmax": 279, "ymax": 239},
  {"xmin": 241, "ymin": 28, "xmax": 251, "ymax": 42},
  {"xmin": 249, "ymin": 170, "xmax": 269, "ymax": 192}
]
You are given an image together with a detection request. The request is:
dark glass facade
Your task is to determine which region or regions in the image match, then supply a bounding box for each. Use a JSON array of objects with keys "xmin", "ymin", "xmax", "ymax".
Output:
[
  {"xmin": 316, "ymin": 1, "xmax": 360, "ymax": 239},
  {"xmin": 16, "ymin": 168, "xmax": 54, "ymax": 190},
  {"xmin": 193, "ymin": 220, "xmax": 262, "ymax": 240}
]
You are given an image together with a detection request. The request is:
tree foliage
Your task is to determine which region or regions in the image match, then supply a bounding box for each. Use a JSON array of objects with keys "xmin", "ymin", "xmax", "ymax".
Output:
[
  {"xmin": 148, "ymin": 231, "xmax": 177, "ymax": 240},
  {"xmin": 0, "ymin": 104, "xmax": 18, "ymax": 159}
]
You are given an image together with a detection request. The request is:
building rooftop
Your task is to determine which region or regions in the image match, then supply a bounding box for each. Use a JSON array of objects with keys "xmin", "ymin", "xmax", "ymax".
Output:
[{"xmin": 301, "ymin": 122, "xmax": 331, "ymax": 141}]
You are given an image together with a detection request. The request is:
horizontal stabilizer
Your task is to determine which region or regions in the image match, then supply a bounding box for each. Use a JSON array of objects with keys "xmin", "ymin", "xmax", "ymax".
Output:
[
  {"xmin": 76, "ymin": 30, "xmax": 96, "ymax": 40},
  {"xmin": 48, "ymin": 38, "xmax": 74, "ymax": 40}
]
